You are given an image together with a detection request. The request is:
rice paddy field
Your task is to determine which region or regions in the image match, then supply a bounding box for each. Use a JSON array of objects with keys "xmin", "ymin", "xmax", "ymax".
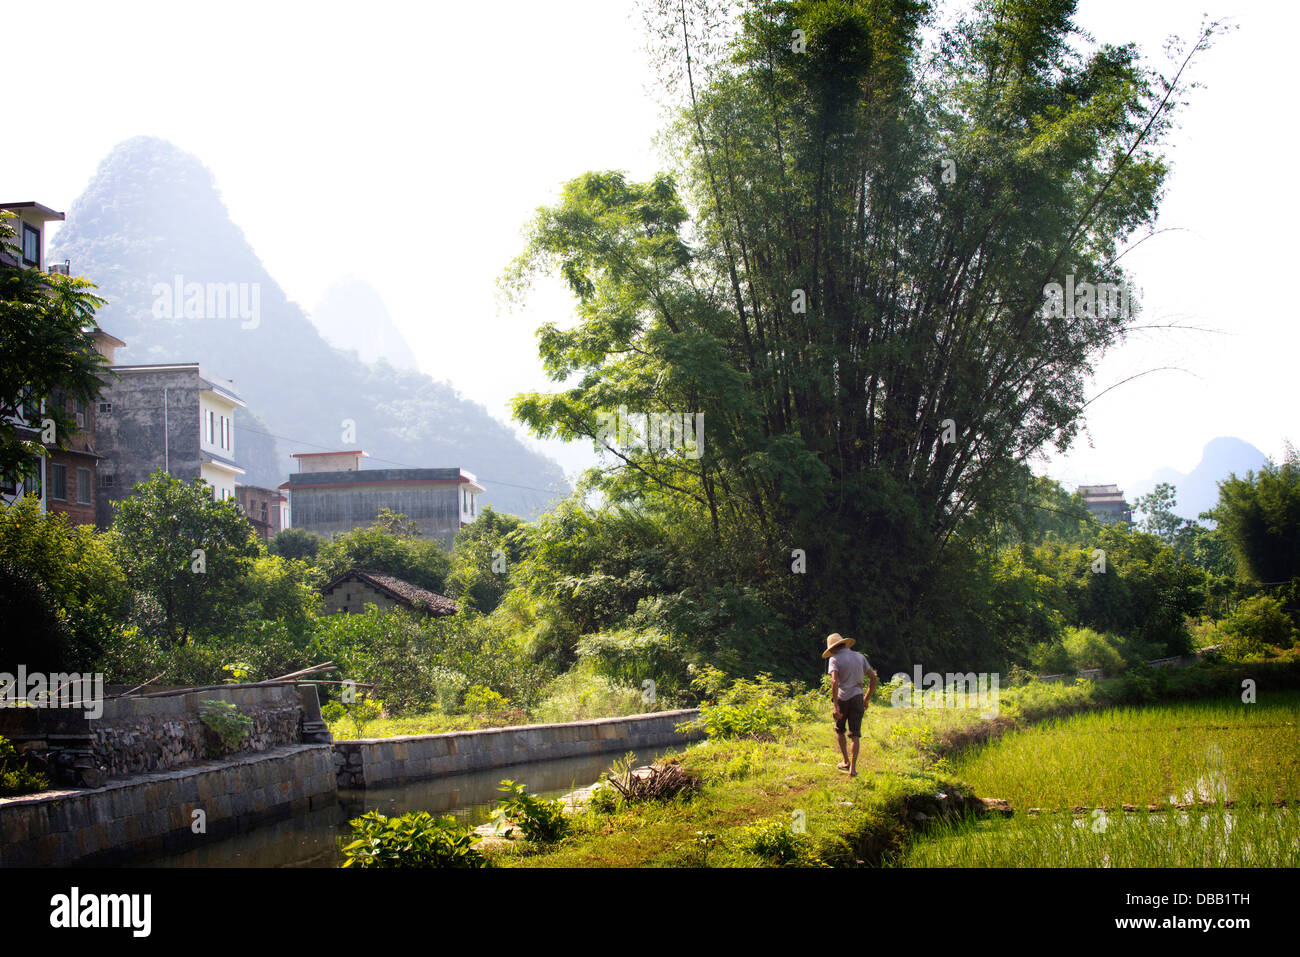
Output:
[{"xmin": 892, "ymin": 692, "xmax": 1300, "ymax": 867}]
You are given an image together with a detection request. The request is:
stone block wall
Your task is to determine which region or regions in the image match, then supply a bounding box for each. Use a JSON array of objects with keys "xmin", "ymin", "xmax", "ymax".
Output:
[
  {"xmin": 91, "ymin": 686, "xmax": 303, "ymax": 777},
  {"xmin": 321, "ymin": 578, "xmax": 399, "ymax": 615},
  {"xmin": 0, "ymin": 744, "xmax": 337, "ymax": 867},
  {"xmin": 1, "ymin": 684, "xmax": 305, "ymax": 780},
  {"xmin": 334, "ymin": 709, "xmax": 704, "ymax": 789}
]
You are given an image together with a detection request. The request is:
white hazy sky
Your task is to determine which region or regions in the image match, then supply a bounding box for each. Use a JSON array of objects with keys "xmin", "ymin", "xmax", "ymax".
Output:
[{"xmin": 6, "ymin": 0, "xmax": 1295, "ymax": 495}]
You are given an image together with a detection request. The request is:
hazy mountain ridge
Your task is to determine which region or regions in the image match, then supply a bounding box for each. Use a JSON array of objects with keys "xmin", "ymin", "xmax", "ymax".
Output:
[
  {"xmin": 1128, "ymin": 436, "xmax": 1271, "ymax": 521},
  {"xmin": 310, "ymin": 279, "xmax": 419, "ymax": 371},
  {"xmin": 53, "ymin": 136, "xmax": 568, "ymax": 517}
]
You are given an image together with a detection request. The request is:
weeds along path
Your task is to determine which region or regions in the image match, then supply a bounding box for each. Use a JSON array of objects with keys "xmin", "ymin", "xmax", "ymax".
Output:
[
  {"xmin": 487, "ymin": 681, "xmax": 1098, "ymax": 867},
  {"xmin": 484, "ymin": 676, "xmax": 1300, "ymax": 867}
]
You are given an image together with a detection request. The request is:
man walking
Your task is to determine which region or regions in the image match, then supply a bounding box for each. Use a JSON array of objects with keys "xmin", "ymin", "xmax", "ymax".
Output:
[{"xmin": 823, "ymin": 633, "xmax": 876, "ymax": 777}]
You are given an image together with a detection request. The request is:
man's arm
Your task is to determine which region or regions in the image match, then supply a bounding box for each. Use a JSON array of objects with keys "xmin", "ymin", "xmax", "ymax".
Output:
[
  {"xmin": 830, "ymin": 671, "xmax": 842, "ymax": 718},
  {"xmin": 865, "ymin": 667, "xmax": 877, "ymax": 705}
]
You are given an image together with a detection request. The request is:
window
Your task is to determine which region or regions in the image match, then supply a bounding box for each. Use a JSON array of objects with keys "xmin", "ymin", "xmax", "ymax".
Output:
[
  {"xmin": 22, "ymin": 224, "xmax": 40, "ymax": 267},
  {"xmin": 74, "ymin": 400, "xmax": 86, "ymax": 430},
  {"xmin": 76, "ymin": 468, "xmax": 91, "ymax": 504},
  {"xmin": 221, "ymin": 416, "xmax": 230, "ymax": 451},
  {"xmin": 206, "ymin": 410, "xmax": 215, "ymax": 445},
  {"xmin": 98, "ymin": 402, "xmax": 112, "ymax": 415},
  {"xmin": 98, "ymin": 473, "xmax": 115, "ymax": 489},
  {"xmin": 23, "ymin": 471, "xmax": 41, "ymax": 497},
  {"xmin": 49, "ymin": 463, "xmax": 67, "ymax": 501}
]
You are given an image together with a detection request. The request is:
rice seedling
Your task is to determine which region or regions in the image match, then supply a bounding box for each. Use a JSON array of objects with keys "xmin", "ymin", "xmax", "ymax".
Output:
[
  {"xmin": 889, "ymin": 806, "xmax": 1300, "ymax": 868},
  {"xmin": 946, "ymin": 693, "xmax": 1300, "ymax": 811}
]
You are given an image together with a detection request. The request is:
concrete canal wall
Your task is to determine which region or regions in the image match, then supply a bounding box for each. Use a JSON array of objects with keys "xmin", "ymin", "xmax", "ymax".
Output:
[
  {"xmin": 0, "ymin": 744, "xmax": 337, "ymax": 867},
  {"xmin": 0, "ymin": 708, "xmax": 703, "ymax": 865},
  {"xmin": 334, "ymin": 709, "xmax": 704, "ymax": 789},
  {"xmin": 0, "ymin": 683, "xmax": 305, "ymax": 786}
]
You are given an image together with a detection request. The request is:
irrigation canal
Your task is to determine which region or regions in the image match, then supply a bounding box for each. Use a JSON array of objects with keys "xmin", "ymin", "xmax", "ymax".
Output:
[{"xmin": 112, "ymin": 744, "xmax": 675, "ymax": 867}]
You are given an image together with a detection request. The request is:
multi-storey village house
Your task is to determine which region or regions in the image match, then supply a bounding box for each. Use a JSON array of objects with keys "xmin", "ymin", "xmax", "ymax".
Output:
[
  {"xmin": 93, "ymin": 362, "xmax": 246, "ymax": 526},
  {"xmin": 280, "ymin": 450, "xmax": 483, "ymax": 549},
  {"xmin": 0, "ymin": 201, "xmax": 124, "ymax": 523}
]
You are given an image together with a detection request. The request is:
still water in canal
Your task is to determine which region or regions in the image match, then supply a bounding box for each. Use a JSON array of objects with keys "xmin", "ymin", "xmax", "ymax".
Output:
[{"xmin": 119, "ymin": 744, "xmax": 674, "ymax": 867}]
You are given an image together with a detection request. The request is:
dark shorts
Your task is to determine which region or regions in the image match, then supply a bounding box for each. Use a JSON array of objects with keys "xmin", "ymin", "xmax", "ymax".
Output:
[{"xmin": 834, "ymin": 694, "xmax": 865, "ymax": 738}]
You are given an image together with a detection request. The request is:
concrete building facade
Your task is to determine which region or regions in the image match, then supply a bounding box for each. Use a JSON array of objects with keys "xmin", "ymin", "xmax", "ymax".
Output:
[
  {"xmin": 94, "ymin": 364, "xmax": 246, "ymax": 526},
  {"xmin": 235, "ymin": 484, "xmax": 288, "ymax": 543},
  {"xmin": 283, "ymin": 454, "xmax": 483, "ymax": 549}
]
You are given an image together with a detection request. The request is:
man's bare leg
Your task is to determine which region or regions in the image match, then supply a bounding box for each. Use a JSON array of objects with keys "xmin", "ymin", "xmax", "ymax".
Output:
[
  {"xmin": 836, "ymin": 731, "xmax": 850, "ymax": 770},
  {"xmin": 849, "ymin": 736, "xmax": 860, "ymax": 777}
]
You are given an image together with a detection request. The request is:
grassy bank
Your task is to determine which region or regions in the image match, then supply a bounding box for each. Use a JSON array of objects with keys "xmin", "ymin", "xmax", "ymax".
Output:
[{"xmin": 481, "ymin": 660, "xmax": 1300, "ymax": 868}]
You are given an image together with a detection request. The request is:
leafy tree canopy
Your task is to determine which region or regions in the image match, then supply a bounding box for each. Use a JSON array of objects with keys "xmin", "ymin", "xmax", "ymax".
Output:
[
  {"xmin": 502, "ymin": 0, "xmax": 1218, "ymax": 665},
  {"xmin": 111, "ymin": 472, "xmax": 260, "ymax": 644},
  {"xmin": 1204, "ymin": 446, "xmax": 1300, "ymax": 586},
  {"xmin": 0, "ymin": 212, "xmax": 112, "ymax": 485}
]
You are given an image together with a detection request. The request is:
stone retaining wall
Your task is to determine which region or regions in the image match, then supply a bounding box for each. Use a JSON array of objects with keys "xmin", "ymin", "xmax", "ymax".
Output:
[
  {"xmin": 90, "ymin": 686, "xmax": 303, "ymax": 777},
  {"xmin": 1, "ymin": 684, "xmax": 306, "ymax": 781},
  {"xmin": 334, "ymin": 709, "xmax": 704, "ymax": 789},
  {"xmin": 0, "ymin": 744, "xmax": 337, "ymax": 867}
]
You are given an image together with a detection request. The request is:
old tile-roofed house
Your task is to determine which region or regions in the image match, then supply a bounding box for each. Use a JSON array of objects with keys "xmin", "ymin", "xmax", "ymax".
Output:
[
  {"xmin": 1078, "ymin": 483, "xmax": 1133, "ymax": 526},
  {"xmin": 321, "ymin": 568, "xmax": 459, "ymax": 617}
]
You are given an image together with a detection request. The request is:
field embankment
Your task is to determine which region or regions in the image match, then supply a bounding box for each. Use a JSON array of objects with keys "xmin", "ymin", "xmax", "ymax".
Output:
[{"xmin": 484, "ymin": 659, "xmax": 1300, "ymax": 867}]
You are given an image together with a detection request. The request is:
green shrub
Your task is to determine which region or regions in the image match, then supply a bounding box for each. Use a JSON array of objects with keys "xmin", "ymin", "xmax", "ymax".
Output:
[
  {"xmin": 575, "ymin": 627, "xmax": 691, "ymax": 701},
  {"xmin": 429, "ymin": 666, "xmax": 468, "ymax": 713},
  {"xmin": 464, "ymin": 684, "xmax": 510, "ymax": 718},
  {"xmin": 532, "ymin": 668, "xmax": 646, "ymax": 723},
  {"xmin": 736, "ymin": 817, "xmax": 822, "ymax": 867},
  {"xmin": 490, "ymin": 779, "xmax": 569, "ymax": 844},
  {"xmin": 679, "ymin": 671, "xmax": 808, "ymax": 741},
  {"xmin": 340, "ymin": 810, "xmax": 488, "ymax": 868},
  {"xmin": 587, "ymin": 782, "xmax": 621, "ymax": 814},
  {"xmin": 197, "ymin": 699, "xmax": 253, "ymax": 754},
  {"xmin": 322, "ymin": 694, "xmax": 385, "ymax": 740},
  {"xmin": 1061, "ymin": 627, "xmax": 1127, "ymax": 674},
  {"xmin": 1116, "ymin": 661, "xmax": 1166, "ymax": 704},
  {"xmin": 1222, "ymin": 595, "xmax": 1298, "ymax": 654},
  {"xmin": 0, "ymin": 735, "xmax": 48, "ymax": 796},
  {"xmin": 1029, "ymin": 640, "xmax": 1074, "ymax": 676}
]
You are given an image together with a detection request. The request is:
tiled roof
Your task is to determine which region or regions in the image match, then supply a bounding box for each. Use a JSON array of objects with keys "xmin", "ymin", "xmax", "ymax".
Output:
[{"xmin": 322, "ymin": 568, "xmax": 459, "ymax": 617}]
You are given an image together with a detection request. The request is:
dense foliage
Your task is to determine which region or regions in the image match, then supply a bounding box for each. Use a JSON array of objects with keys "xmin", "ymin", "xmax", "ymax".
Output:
[
  {"xmin": 502, "ymin": 0, "xmax": 1221, "ymax": 672},
  {"xmin": 340, "ymin": 810, "xmax": 489, "ymax": 868},
  {"xmin": 0, "ymin": 212, "xmax": 112, "ymax": 487}
]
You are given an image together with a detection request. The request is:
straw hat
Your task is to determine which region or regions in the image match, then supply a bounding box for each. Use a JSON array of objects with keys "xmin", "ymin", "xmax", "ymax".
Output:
[{"xmin": 821, "ymin": 632, "xmax": 855, "ymax": 658}]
